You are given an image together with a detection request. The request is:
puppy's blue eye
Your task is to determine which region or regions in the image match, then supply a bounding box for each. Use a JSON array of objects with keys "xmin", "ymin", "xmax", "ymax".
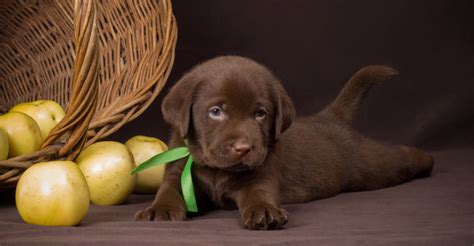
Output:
[{"xmin": 208, "ymin": 106, "xmax": 225, "ymax": 120}]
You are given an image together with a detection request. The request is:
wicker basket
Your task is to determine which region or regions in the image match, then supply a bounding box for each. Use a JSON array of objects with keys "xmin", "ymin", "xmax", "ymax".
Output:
[{"xmin": 0, "ymin": 0, "xmax": 177, "ymax": 188}]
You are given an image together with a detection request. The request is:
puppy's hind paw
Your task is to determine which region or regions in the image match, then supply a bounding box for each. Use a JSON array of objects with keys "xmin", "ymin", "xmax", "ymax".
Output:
[
  {"xmin": 401, "ymin": 146, "xmax": 434, "ymax": 178},
  {"xmin": 134, "ymin": 205, "xmax": 186, "ymax": 221}
]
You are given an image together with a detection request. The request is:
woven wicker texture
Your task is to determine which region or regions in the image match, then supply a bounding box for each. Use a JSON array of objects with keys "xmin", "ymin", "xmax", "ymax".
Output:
[{"xmin": 0, "ymin": 0, "xmax": 177, "ymax": 187}]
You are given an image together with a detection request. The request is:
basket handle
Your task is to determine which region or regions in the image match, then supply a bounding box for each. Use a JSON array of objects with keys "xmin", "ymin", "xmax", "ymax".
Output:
[{"xmin": 42, "ymin": 0, "xmax": 99, "ymax": 159}]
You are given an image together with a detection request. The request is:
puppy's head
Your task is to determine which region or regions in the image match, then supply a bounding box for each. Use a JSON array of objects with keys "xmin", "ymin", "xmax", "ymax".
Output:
[{"xmin": 162, "ymin": 56, "xmax": 295, "ymax": 171}]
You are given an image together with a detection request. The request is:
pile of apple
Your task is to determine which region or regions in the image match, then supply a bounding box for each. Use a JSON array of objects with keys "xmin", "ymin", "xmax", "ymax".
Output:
[
  {"xmin": 0, "ymin": 100, "xmax": 64, "ymax": 159},
  {"xmin": 1, "ymin": 100, "xmax": 167, "ymax": 226}
]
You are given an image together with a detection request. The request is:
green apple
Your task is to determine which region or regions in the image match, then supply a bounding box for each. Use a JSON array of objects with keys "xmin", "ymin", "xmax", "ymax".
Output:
[
  {"xmin": 75, "ymin": 141, "xmax": 136, "ymax": 206},
  {"xmin": 16, "ymin": 160, "xmax": 90, "ymax": 226},
  {"xmin": 0, "ymin": 112, "xmax": 42, "ymax": 157},
  {"xmin": 0, "ymin": 128, "xmax": 8, "ymax": 160},
  {"xmin": 10, "ymin": 100, "xmax": 65, "ymax": 140},
  {"xmin": 125, "ymin": 135, "xmax": 168, "ymax": 194}
]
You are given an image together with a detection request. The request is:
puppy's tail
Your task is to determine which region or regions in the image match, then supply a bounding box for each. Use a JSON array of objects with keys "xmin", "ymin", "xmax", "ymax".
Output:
[{"xmin": 322, "ymin": 65, "xmax": 398, "ymax": 125}]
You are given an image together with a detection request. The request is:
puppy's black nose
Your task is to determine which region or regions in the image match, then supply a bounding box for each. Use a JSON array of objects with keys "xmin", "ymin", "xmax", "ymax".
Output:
[{"xmin": 232, "ymin": 142, "xmax": 252, "ymax": 156}]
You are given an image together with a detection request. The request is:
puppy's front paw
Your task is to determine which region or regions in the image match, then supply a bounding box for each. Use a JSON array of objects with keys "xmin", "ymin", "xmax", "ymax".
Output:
[
  {"xmin": 241, "ymin": 204, "xmax": 288, "ymax": 230},
  {"xmin": 134, "ymin": 205, "xmax": 186, "ymax": 221}
]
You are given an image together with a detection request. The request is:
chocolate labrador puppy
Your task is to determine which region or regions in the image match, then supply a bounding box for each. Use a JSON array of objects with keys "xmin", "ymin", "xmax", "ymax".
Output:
[{"xmin": 135, "ymin": 56, "xmax": 434, "ymax": 230}]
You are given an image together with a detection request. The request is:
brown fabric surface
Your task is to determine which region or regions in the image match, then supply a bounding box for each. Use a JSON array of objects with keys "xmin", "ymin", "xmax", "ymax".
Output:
[
  {"xmin": 1, "ymin": 149, "xmax": 473, "ymax": 245},
  {"xmin": 1, "ymin": 0, "xmax": 473, "ymax": 245}
]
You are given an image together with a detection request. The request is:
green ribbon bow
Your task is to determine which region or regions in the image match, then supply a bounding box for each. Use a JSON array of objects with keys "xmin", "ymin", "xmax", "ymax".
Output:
[{"xmin": 131, "ymin": 146, "xmax": 198, "ymax": 213}]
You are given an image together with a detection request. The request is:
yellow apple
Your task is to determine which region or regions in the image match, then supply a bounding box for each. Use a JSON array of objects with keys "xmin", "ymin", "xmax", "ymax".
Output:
[
  {"xmin": 10, "ymin": 100, "xmax": 65, "ymax": 140},
  {"xmin": 16, "ymin": 160, "xmax": 90, "ymax": 226},
  {"xmin": 75, "ymin": 141, "xmax": 137, "ymax": 205},
  {"xmin": 0, "ymin": 128, "xmax": 8, "ymax": 160},
  {"xmin": 0, "ymin": 112, "xmax": 42, "ymax": 157},
  {"xmin": 125, "ymin": 135, "xmax": 168, "ymax": 194}
]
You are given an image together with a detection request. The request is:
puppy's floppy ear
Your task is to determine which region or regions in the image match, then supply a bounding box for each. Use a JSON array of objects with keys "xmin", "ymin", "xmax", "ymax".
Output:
[
  {"xmin": 161, "ymin": 73, "xmax": 200, "ymax": 138},
  {"xmin": 273, "ymin": 81, "xmax": 296, "ymax": 141}
]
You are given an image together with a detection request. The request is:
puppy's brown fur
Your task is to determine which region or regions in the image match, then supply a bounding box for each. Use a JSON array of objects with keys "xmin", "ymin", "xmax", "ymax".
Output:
[{"xmin": 135, "ymin": 56, "xmax": 434, "ymax": 230}]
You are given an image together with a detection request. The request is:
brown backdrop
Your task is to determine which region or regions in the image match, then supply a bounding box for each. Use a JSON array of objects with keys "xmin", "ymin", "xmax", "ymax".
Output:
[{"xmin": 111, "ymin": 0, "xmax": 474, "ymax": 151}]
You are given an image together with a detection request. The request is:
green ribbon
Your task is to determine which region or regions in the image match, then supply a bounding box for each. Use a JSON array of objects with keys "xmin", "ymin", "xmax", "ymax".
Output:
[{"xmin": 131, "ymin": 146, "xmax": 198, "ymax": 213}]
